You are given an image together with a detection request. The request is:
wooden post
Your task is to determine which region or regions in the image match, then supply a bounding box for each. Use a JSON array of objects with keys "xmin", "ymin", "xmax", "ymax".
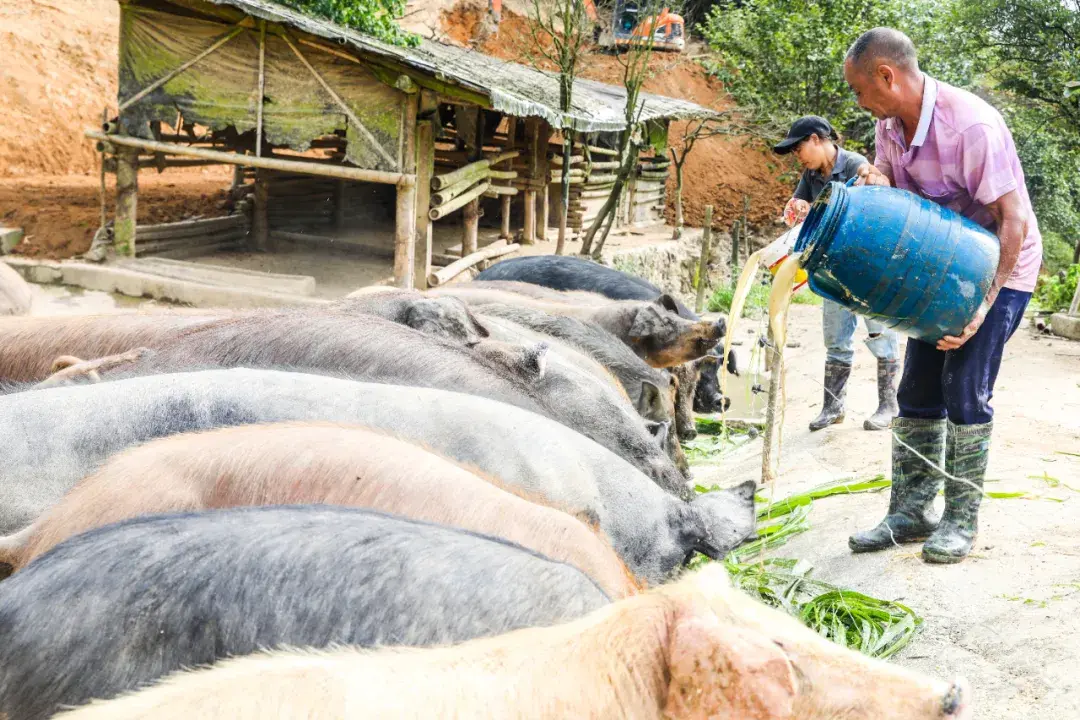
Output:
[
  {"xmin": 729, "ymin": 216, "xmax": 741, "ymax": 289},
  {"xmin": 252, "ymin": 168, "xmax": 270, "ymax": 251},
  {"xmin": 394, "ymin": 93, "xmax": 420, "ymax": 288},
  {"xmin": 521, "ymin": 118, "xmax": 544, "ymax": 245},
  {"xmin": 333, "ymin": 179, "xmax": 346, "ymax": 230},
  {"xmin": 114, "ymin": 147, "xmax": 139, "ymax": 257},
  {"xmin": 413, "ymin": 112, "xmax": 435, "ymax": 288},
  {"xmin": 695, "ymin": 205, "xmax": 714, "ymax": 314},
  {"xmin": 761, "ymin": 326, "xmax": 783, "ymax": 486},
  {"xmin": 500, "ymin": 117, "xmax": 516, "ymax": 241},
  {"xmin": 500, "ymin": 195, "xmax": 512, "ymax": 240},
  {"xmin": 539, "ymin": 181, "xmax": 549, "ymax": 243},
  {"xmin": 461, "ymin": 107, "xmax": 484, "ymax": 256}
]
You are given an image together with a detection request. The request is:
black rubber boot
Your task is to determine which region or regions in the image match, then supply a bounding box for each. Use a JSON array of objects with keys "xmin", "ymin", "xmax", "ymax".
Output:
[
  {"xmin": 864, "ymin": 359, "xmax": 900, "ymax": 431},
  {"xmin": 849, "ymin": 417, "xmax": 946, "ymax": 553},
  {"xmin": 923, "ymin": 421, "xmax": 992, "ymax": 564},
  {"xmin": 809, "ymin": 361, "xmax": 850, "ymax": 432}
]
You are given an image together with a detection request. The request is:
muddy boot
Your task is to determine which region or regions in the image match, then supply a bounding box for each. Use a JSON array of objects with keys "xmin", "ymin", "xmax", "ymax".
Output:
[
  {"xmin": 863, "ymin": 359, "xmax": 900, "ymax": 431},
  {"xmin": 849, "ymin": 417, "xmax": 946, "ymax": 553},
  {"xmin": 923, "ymin": 421, "xmax": 992, "ymax": 564},
  {"xmin": 809, "ymin": 361, "xmax": 850, "ymax": 431}
]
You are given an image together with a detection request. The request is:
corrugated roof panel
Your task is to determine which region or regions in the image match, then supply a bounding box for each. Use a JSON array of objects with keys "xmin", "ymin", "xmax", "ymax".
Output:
[{"xmin": 196, "ymin": 0, "xmax": 717, "ymax": 132}]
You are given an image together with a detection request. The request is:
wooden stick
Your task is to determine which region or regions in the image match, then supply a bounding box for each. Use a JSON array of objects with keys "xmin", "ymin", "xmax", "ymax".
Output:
[
  {"xmin": 119, "ymin": 24, "xmax": 244, "ymax": 112},
  {"xmin": 638, "ymin": 170, "xmax": 669, "ymax": 181},
  {"xmin": 86, "ymin": 131, "xmax": 414, "ymax": 187},
  {"xmin": 585, "ymin": 173, "xmax": 619, "ymax": 184},
  {"xmin": 695, "ymin": 205, "xmax": 714, "ymax": 314},
  {"xmin": 586, "ymin": 160, "xmax": 620, "ymax": 170},
  {"xmin": 430, "ymin": 151, "xmax": 518, "ymax": 190},
  {"xmin": 256, "ymin": 21, "xmax": 266, "ymax": 157},
  {"xmin": 483, "ymin": 185, "xmax": 518, "ymax": 196},
  {"xmin": 428, "ymin": 182, "xmax": 489, "ymax": 220},
  {"xmin": 487, "ymin": 170, "xmax": 518, "ymax": 180},
  {"xmin": 282, "ymin": 33, "xmax": 398, "ymax": 169},
  {"xmin": 114, "ymin": 148, "xmax": 138, "ymax": 257},
  {"xmin": 428, "ymin": 241, "xmax": 520, "ymax": 287},
  {"xmin": 550, "ymin": 155, "xmax": 584, "ymax": 166}
]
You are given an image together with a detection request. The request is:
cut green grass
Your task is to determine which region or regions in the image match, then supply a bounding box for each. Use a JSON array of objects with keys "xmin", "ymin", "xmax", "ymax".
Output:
[{"xmin": 691, "ymin": 476, "xmax": 922, "ymax": 659}]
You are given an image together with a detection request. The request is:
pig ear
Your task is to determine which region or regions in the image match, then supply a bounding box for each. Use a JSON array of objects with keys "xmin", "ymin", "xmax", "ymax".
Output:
[
  {"xmin": 519, "ymin": 342, "xmax": 549, "ymax": 380},
  {"xmin": 664, "ymin": 601, "xmax": 797, "ymax": 720},
  {"xmin": 629, "ymin": 305, "xmax": 663, "ymax": 340},
  {"xmin": 654, "ymin": 293, "xmax": 680, "ymax": 314},
  {"xmin": 637, "ymin": 380, "xmax": 666, "ymax": 418},
  {"xmin": 644, "ymin": 419, "xmax": 670, "ymax": 448}
]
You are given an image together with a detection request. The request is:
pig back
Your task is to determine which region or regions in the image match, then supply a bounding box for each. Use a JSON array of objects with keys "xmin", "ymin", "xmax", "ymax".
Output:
[{"xmin": 0, "ymin": 505, "xmax": 610, "ymax": 720}]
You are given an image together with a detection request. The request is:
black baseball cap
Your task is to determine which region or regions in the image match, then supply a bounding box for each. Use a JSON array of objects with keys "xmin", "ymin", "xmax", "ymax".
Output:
[{"xmin": 773, "ymin": 116, "xmax": 837, "ymax": 154}]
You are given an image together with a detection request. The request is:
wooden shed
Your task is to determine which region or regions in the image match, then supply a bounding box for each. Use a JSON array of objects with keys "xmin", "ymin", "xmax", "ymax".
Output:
[{"xmin": 95, "ymin": 0, "xmax": 716, "ymax": 289}]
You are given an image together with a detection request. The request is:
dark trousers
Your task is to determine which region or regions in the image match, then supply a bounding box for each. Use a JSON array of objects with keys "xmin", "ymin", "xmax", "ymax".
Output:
[{"xmin": 898, "ymin": 288, "xmax": 1030, "ymax": 425}]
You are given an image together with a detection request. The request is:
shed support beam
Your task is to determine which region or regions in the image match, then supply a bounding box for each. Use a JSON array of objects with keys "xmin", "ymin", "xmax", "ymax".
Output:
[
  {"xmin": 114, "ymin": 148, "xmax": 139, "ymax": 257},
  {"xmin": 394, "ymin": 93, "xmax": 421, "ymax": 288},
  {"xmin": 84, "ymin": 132, "xmax": 414, "ymax": 187}
]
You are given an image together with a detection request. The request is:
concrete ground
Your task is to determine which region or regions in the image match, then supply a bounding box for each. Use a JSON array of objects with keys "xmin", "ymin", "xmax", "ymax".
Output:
[{"xmin": 694, "ymin": 304, "xmax": 1080, "ymax": 720}]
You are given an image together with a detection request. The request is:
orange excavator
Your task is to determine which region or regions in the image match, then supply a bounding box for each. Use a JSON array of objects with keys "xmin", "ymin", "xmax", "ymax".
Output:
[{"xmin": 585, "ymin": 0, "xmax": 686, "ymax": 53}]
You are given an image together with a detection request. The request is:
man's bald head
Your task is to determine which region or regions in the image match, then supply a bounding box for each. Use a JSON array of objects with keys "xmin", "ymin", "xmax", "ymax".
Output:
[{"xmin": 846, "ymin": 28, "xmax": 919, "ymax": 77}]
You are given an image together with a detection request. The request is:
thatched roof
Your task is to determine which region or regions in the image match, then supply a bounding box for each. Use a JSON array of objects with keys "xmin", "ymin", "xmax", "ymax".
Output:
[{"xmin": 198, "ymin": 0, "xmax": 717, "ymax": 132}]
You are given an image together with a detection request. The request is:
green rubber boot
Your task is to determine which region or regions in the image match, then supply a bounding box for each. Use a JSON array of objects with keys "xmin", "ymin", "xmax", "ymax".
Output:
[
  {"xmin": 922, "ymin": 421, "xmax": 992, "ymax": 564},
  {"xmin": 848, "ymin": 417, "xmax": 946, "ymax": 553}
]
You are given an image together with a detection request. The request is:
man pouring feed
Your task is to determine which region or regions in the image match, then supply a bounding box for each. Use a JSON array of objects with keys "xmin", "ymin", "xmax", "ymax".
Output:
[{"xmin": 843, "ymin": 27, "xmax": 1042, "ymax": 563}]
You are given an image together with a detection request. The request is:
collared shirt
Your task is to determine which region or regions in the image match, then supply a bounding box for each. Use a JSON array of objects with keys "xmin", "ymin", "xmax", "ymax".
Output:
[
  {"xmin": 873, "ymin": 75, "xmax": 1043, "ymax": 292},
  {"xmin": 793, "ymin": 146, "xmax": 868, "ymax": 203}
]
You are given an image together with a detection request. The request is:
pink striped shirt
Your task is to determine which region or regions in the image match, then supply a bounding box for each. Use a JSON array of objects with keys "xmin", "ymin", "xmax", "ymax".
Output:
[{"xmin": 873, "ymin": 76, "xmax": 1042, "ymax": 292}]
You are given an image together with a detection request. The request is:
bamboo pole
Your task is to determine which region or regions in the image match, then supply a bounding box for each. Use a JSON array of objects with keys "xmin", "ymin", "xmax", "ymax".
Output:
[
  {"xmin": 500, "ymin": 117, "xmax": 516, "ymax": 243},
  {"xmin": 428, "ymin": 182, "xmax": 489, "ymax": 220},
  {"xmin": 119, "ymin": 24, "xmax": 244, "ymax": 112},
  {"xmin": 430, "ymin": 151, "xmax": 518, "ymax": 190},
  {"xmin": 256, "ymin": 21, "xmax": 266, "ymax": 157},
  {"xmin": 695, "ymin": 206, "xmax": 714, "ymax": 314},
  {"xmin": 85, "ymin": 131, "xmax": 414, "ymax": 187},
  {"xmin": 487, "ymin": 170, "xmax": 518, "ymax": 180},
  {"xmin": 114, "ymin": 148, "xmax": 138, "ymax": 257},
  {"xmin": 483, "ymin": 185, "xmax": 518, "ymax": 196},
  {"xmin": 428, "ymin": 241, "xmax": 520, "ymax": 287},
  {"xmin": 282, "ymin": 33, "xmax": 398, "ymax": 169},
  {"xmin": 431, "ymin": 172, "xmax": 485, "ymax": 207}
]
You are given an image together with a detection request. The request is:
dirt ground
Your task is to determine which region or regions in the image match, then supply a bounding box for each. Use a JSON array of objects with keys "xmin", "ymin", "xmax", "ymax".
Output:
[
  {"xmin": 694, "ymin": 303, "xmax": 1080, "ymax": 720},
  {"xmin": 0, "ymin": 170, "xmax": 235, "ymax": 259}
]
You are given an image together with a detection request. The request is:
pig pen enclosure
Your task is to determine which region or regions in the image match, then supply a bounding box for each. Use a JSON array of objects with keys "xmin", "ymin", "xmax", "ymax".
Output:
[{"xmin": 90, "ymin": 0, "xmax": 716, "ymax": 297}]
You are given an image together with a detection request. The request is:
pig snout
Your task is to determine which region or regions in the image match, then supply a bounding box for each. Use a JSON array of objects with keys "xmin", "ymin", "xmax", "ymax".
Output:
[{"xmin": 943, "ymin": 678, "xmax": 973, "ymax": 720}]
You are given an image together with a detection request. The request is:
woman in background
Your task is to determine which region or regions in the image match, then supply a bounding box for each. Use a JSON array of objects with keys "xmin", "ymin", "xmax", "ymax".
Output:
[{"xmin": 774, "ymin": 115, "xmax": 900, "ymax": 431}]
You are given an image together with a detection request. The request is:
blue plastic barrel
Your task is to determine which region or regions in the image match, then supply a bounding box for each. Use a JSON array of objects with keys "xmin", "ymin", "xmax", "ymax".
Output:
[{"xmin": 793, "ymin": 181, "xmax": 1000, "ymax": 343}]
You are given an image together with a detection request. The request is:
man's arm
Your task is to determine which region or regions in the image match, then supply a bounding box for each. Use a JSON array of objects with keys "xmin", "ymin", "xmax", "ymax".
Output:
[
  {"xmin": 937, "ymin": 189, "xmax": 1027, "ymax": 351},
  {"xmin": 937, "ymin": 124, "xmax": 1028, "ymax": 351}
]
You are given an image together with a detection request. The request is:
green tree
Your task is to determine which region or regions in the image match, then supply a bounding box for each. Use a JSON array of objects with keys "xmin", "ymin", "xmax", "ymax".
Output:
[
  {"xmin": 279, "ymin": 0, "xmax": 419, "ymax": 47},
  {"xmin": 699, "ymin": 0, "xmax": 977, "ymax": 152}
]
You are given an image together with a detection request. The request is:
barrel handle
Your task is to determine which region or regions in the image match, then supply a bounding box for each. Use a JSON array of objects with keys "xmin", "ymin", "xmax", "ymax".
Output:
[{"xmin": 844, "ymin": 176, "xmax": 858, "ymax": 188}]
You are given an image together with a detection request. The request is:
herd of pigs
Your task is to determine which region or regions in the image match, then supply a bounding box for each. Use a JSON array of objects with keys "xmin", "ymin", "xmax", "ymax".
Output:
[{"xmin": 0, "ymin": 255, "xmax": 971, "ymax": 718}]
